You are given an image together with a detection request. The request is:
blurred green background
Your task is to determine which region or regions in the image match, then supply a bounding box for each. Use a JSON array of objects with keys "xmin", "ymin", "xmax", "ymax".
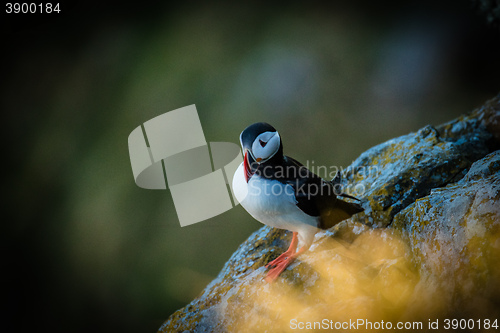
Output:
[{"xmin": 3, "ymin": 1, "xmax": 499, "ymax": 332}]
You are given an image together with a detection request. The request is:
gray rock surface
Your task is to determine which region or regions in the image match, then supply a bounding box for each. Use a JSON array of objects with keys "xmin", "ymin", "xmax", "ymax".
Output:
[{"xmin": 393, "ymin": 150, "xmax": 500, "ymax": 316}]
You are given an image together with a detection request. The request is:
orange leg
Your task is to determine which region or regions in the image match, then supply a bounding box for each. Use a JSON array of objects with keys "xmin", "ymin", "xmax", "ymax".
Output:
[
  {"xmin": 265, "ymin": 232, "xmax": 298, "ymax": 269},
  {"xmin": 265, "ymin": 245, "xmax": 307, "ymax": 283}
]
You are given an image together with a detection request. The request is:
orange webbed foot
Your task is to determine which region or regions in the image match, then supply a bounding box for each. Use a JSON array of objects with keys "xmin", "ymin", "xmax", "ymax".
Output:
[
  {"xmin": 265, "ymin": 250, "xmax": 294, "ymax": 269},
  {"xmin": 266, "ymin": 231, "xmax": 298, "ymax": 269},
  {"xmin": 264, "ymin": 245, "xmax": 308, "ymax": 283},
  {"xmin": 265, "ymin": 256, "xmax": 296, "ymax": 282}
]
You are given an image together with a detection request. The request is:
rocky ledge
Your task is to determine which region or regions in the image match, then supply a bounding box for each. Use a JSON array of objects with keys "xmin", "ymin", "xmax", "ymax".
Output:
[{"xmin": 160, "ymin": 94, "xmax": 500, "ymax": 333}]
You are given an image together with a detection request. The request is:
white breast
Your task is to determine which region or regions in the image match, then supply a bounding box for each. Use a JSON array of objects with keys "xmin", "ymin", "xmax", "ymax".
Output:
[{"xmin": 232, "ymin": 163, "xmax": 319, "ymax": 247}]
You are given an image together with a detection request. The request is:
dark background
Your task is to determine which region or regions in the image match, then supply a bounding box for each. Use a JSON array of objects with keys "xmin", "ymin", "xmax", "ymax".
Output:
[{"xmin": 3, "ymin": 1, "xmax": 499, "ymax": 332}]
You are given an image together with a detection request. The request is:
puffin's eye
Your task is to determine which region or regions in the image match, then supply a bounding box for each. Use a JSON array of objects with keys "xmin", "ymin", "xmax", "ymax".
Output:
[{"xmin": 259, "ymin": 139, "xmax": 267, "ymax": 147}]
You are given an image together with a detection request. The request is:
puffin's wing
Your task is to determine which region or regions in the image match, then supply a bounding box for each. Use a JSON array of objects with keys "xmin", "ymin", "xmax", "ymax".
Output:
[
  {"xmin": 282, "ymin": 156, "xmax": 363, "ymax": 227},
  {"xmin": 282, "ymin": 156, "xmax": 327, "ymax": 217}
]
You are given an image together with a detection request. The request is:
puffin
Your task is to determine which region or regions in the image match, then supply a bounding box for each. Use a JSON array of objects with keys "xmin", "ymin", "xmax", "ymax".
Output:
[{"xmin": 232, "ymin": 122, "xmax": 363, "ymax": 282}]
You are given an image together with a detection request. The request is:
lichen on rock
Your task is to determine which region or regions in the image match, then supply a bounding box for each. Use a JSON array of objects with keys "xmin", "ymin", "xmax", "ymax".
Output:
[
  {"xmin": 393, "ymin": 150, "xmax": 500, "ymax": 314},
  {"xmin": 345, "ymin": 107, "xmax": 494, "ymax": 228},
  {"xmin": 159, "ymin": 94, "xmax": 500, "ymax": 333}
]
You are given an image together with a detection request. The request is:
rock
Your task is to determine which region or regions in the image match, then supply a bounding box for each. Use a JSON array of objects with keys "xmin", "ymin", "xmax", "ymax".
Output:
[
  {"xmin": 159, "ymin": 94, "xmax": 500, "ymax": 333},
  {"xmin": 393, "ymin": 150, "xmax": 500, "ymax": 316},
  {"xmin": 345, "ymin": 104, "xmax": 495, "ymax": 228}
]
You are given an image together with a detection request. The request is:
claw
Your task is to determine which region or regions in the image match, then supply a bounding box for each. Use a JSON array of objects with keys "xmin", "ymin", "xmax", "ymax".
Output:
[{"xmin": 265, "ymin": 253, "xmax": 291, "ymax": 269}]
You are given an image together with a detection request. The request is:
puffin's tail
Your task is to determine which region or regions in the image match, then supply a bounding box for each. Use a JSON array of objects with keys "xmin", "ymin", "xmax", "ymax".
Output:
[
  {"xmin": 316, "ymin": 171, "xmax": 365, "ymax": 229},
  {"xmin": 318, "ymin": 198, "xmax": 364, "ymax": 229},
  {"xmin": 336, "ymin": 198, "xmax": 364, "ymax": 216}
]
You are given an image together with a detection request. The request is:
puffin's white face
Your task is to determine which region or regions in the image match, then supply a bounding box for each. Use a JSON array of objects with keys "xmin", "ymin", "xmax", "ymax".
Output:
[{"xmin": 251, "ymin": 131, "xmax": 280, "ymax": 163}]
